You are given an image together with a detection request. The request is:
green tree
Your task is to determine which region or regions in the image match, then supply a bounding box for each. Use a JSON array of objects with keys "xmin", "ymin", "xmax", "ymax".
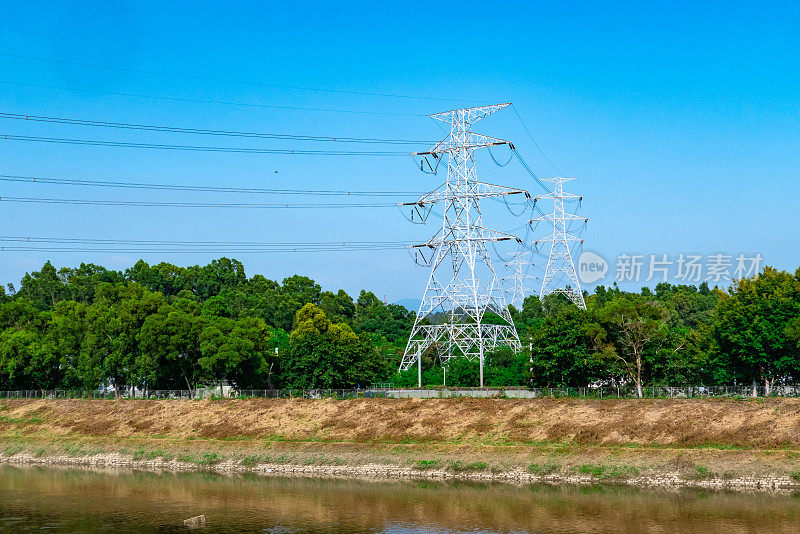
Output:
[
  {"xmin": 137, "ymin": 295, "xmax": 203, "ymax": 393},
  {"xmin": 711, "ymin": 267, "xmax": 800, "ymax": 392},
  {"xmin": 81, "ymin": 283, "xmax": 165, "ymax": 394},
  {"xmin": 283, "ymin": 304, "xmax": 389, "ymax": 388},
  {"xmin": 0, "ymin": 327, "xmax": 56, "ymax": 390},
  {"xmin": 188, "ymin": 257, "xmax": 247, "ymax": 300},
  {"xmin": 529, "ymin": 306, "xmax": 600, "ymax": 387},
  {"xmin": 319, "ymin": 289, "xmax": 356, "ymax": 324},
  {"xmin": 59, "ymin": 263, "xmax": 124, "ymax": 303},
  {"xmin": 19, "ymin": 261, "xmax": 68, "ymax": 309},
  {"xmin": 587, "ymin": 297, "xmax": 671, "ymax": 397},
  {"xmin": 126, "ymin": 260, "xmax": 190, "ymax": 297},
  {"xmin": 512, "ymin": 295, "xmax": 544, "ymax": 331},
  {"xmin": 198, "ymin": 316, "xmax": 271, "ymax": 392},
  {"xmin": 353, "ymin": 290, "xmax": 414, "ymax": 343},
  {"xmin": 46, "ymin": 300, "xmax": 89, "ymax": 388}
]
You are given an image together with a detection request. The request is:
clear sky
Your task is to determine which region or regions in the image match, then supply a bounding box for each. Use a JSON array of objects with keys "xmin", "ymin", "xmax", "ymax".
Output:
[{"xmin": 0, "ymin": 1, "xmax": 798, "ymax": 302}]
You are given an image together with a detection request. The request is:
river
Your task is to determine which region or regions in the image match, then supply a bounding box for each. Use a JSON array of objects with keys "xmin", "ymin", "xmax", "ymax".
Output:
[{"xmin": 0, "ymin": 464, "xmax": 797, "ymax": 533}]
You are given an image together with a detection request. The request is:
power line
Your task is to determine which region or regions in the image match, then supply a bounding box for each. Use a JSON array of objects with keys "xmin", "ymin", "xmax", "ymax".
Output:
[
  {"xmin": 0, "ymin": 111, "xmax": 433, "ymax": 145},
  {"xmin": 2, "ymin": 248, "xmax": 407, "ymax": 254},
  {"xmin": 0, "ymin": 51, "xmax": 487, "ymax": 104},
  {"xmin": 0, "ymin": 196, "xmax": 399, "ymax": 208},
  {"xmin": 512, "ymin": 149, "xmax": 550, "ymax": 192},
  {"xmin": 0, "ymin": 236, "xmax": 411, "ymax": 246},
  {"xmin": 0, "ymin": 81, "xmax": 420, "ymax": 117},
  {"xmin": 0, "ymin": 174, "xmax": 420, "ymax": 197},
  {"xmin": 0, "ymin": 235, "xmax": 413, "ymax": 253},
  {"xmin": 510, "ymin": 103, "xmax": 564, "ymax": 176},
  {"xmin": 0, "ymin": 134, "xmax": 407, "ymax": 156}
]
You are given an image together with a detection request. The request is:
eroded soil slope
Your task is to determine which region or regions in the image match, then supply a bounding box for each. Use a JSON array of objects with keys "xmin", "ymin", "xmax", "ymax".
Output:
[{"xmin": 2, "ymin": 397, "xmax": 798, "ymax": 448}]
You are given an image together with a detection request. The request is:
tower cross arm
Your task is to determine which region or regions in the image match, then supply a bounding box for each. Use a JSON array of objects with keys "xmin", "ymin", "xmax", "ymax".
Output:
[
  {"xmin": 415, "ymin": 133, "xmax": 512, "ymax": 156},
  {"xmin": 411, "ymin": 227, "xmax": 522, "ymax": 249},
  {"xmin": 400, "ymin": 181, "xmax": 529, "ymax": 207},
  {"xmin": 529, "ymin": 213, "xmax": 588, "ymax": 223},
  {"xmin": 534, "ymin": 232, "xmax": 584, "ymax": 244},
  {"xmin": 429, "ymin": 103, "xmax": 511, "ymax": 125},
  {"xmin": 535, "ymin": 191, "xmax": 582, "ymax": 201}
]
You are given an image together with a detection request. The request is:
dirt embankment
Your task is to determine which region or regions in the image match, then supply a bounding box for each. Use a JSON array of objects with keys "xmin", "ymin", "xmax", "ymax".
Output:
[
  {"xmin": 2, "ymin": 398, "xmax": 800, "ymax": 490},
  {"xmin": 1, "ymin": 397, "xmax": 798, "ymax": 448}
]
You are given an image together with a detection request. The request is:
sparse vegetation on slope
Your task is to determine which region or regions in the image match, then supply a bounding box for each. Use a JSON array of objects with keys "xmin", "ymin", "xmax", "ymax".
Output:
[{"xmin": 1, "ymin": 398, "xmax": 800, "ymax": 487}]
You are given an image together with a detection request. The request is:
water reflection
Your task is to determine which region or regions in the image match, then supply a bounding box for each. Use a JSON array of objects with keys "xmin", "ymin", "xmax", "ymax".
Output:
[{"xmin": 0, "ymin": 464, "xmax": 797, "ymax": 533}]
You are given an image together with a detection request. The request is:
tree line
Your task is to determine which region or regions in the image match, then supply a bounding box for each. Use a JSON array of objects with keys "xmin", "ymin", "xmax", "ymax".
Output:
[{"xmin": 0, "ymin": 258, "xmax": 798, "ymax": 395}]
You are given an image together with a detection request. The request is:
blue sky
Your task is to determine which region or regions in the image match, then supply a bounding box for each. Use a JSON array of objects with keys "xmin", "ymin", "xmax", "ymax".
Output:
[{"xmin": 0, "ymin": 1, "xmax": 798, "ymax": 301}]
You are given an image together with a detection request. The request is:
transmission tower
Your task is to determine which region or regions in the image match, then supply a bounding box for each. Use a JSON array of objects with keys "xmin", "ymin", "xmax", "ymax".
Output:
[
  {"xmin": 531, "ymin": 177, "xmax": 588, "ymax": 309},
  {"xmin": 399, "ymin": 104, "xmax": 525, "ymax": 387},
  {"xmin": 503, "ymin": 249, "xmax": 536, "ymax": 309}
]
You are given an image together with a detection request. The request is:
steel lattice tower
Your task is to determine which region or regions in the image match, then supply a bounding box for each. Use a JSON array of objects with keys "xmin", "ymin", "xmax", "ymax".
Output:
[
  {"xmin": 503, "ymin": 249, "xmax": 535, "ymax": 309},
  {"xmin": 400, "ymin": 104, "xmax": 524, "ymax": 387},
  {"xmin": 531, "ymin": 177, "xmax": 588, "ymax": 309}
]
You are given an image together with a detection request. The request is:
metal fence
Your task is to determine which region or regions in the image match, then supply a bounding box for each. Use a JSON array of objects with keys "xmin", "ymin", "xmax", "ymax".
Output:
[{"xmin": 2, "ymin": 386, "xmax": 800, "ymax": 400}]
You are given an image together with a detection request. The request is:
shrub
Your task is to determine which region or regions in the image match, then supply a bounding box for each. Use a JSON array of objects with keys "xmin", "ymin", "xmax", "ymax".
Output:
[{"xmin": 415, "ymin": 460, "xmax": 439, "ymax": 470}]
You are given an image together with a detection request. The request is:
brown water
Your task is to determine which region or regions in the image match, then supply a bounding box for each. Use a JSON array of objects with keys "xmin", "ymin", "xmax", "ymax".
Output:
[{"xmin": 0, "ymin": 465, "xmax": 798, "ymax": 533}]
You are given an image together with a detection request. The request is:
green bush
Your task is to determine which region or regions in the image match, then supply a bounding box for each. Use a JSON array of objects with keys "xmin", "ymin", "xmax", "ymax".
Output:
[
  {"xmin": 528, "ymin": 462, "xmax": 560, "ymax": 475},
  {"xmin": 415, "ymin": 459, "xmax": 439, "ymax": 470}
]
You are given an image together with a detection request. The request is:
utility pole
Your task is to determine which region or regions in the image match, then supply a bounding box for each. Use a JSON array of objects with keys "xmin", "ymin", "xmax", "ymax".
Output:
[
  {"xmin": 531, "ymin": 177, "xmax": 587, "ymax": 309},
  {"xmin": 399, "ymin": 104, "xmax": 525, "ymax": 387}
]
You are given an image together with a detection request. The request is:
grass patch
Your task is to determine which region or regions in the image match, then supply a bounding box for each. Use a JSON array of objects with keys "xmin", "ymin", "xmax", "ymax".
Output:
[
  {"xmin": 0, "ymin": 416, "xmax": 43, "ymax": 425},
  {"xmin": 302, "ymin": 453, "xmax": 327, "ymax": 465},
  {"xmin": 696, "ymin": 465, "xmax": 709, "ymax": 476},
  {"xmin": 62, "ymin": 443, "xmax": 88, "ymax": 457},
  {"xmin": 128, "ymin": 447, "xmax": 170, "ymax": 461},
  {"xmin": 198, "ymin": 452, "xmax": 220, "ymax": 465},
  {"xmin": 790, "ymin": 472, "xmax": 800, "ymax": 481},
  {"xmin": 415, "ymin": 459, "xmax": 439, "ymax": 470},
  {"xmin": 3, "ymin": 444, "xmax": 23, "ymax": 456},
  {"xmin": 447, "ymin": 460, "xmax": 488, "ymax": 472},
  {"xmin": 577, "ymin": 464, "xmax": 640, "ymax": 479},
  {"xmin": 528, "ymin": 462, "xmax": 560, "ymax": 475},
  {"xmin": 241, "ymin": 455, "xmax": 262, "ymax": 467}
]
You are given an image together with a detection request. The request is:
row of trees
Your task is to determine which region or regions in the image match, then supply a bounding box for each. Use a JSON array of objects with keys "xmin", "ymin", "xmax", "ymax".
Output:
[
  {"xmin": 0, "ymin": 258, "xmax": 798, "ymax": 394},
  {"xmin": 521, "ymin": 268, "xmax": 800, "ymax": 394},
  {"xmin": 0, "ymin": 259, "xmax": 404, "ymax": 392}
]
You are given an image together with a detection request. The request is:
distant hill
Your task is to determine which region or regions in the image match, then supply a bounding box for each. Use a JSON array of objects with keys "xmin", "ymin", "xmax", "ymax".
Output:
[{"xmin": 393, "ymin": 299, "xmax": 421, "ymax": 313}]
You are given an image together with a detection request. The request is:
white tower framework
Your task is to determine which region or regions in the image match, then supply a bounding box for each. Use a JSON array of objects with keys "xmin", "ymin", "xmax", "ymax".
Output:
[
  {"xmin": 399, "ymin": 104, "xmax": 525, "ymax": 386},
  {"xmin": 531, "ymin": 177, "xmax": 588, "ymax": 309},
  {"xmin": 503, "ymin": 249, "xmax": 536, "ymax": 309}
]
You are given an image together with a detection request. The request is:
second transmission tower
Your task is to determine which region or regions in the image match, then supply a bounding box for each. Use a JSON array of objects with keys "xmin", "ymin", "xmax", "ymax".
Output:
[
  {"xmin": 503, "ymin": 249, "xmax": 536, "ymax": 309},
  {"xmin": 531, "ymin": 176, "xmax": 588, "ymax": 309}
]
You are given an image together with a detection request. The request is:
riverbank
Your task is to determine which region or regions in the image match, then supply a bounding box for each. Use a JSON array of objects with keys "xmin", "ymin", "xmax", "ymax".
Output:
[
  {"xmin": 2, "ymin": 397, "xmax": 800, "ymax": 492},
  {"xmin": 1, "ymin": 451, "xmax": 798, "ymax": 492}
]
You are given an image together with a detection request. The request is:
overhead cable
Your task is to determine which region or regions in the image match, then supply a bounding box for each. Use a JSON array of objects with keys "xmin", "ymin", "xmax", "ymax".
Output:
[
  {"xmin": 0, "ymin": 52, "xmax": 487, "ymax": 104},
  {"xmin": 0, "ymin": 134, "xmax": 407, "ymax": 156},
  {"xmin": 0, "ymin": 174, "xmax": 420, "ymax": 197},
  {"xmin": 510, "ymin": 103, "xmax": 565, "ymax": 176},
  {"xmin": 0, "ymin": 112, "xmax": 433, "ymax": 145},
  {"xmin": 0, "ymin": 81, "xmax": 420, "ymax": 117},
  {"xmin": 0, "ymin": 196, "xmax": 399, "ymax": 208}
]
